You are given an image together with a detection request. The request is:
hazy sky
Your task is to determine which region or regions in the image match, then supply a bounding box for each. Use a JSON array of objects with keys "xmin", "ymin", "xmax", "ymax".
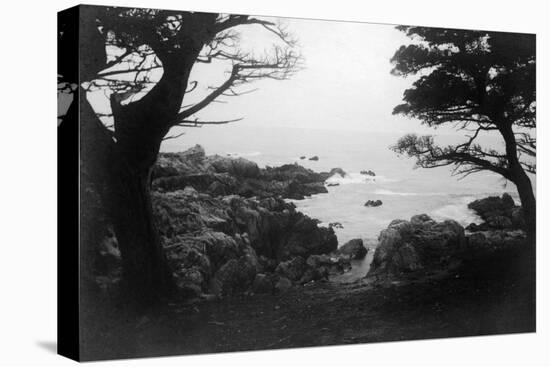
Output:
[
  {"xmin": 183, "ymin": 17, "xmax": 419, "ymax": 133},
  {"xmin": 87, "ymin": 16, "xmax": 432, "ymax": 135}
]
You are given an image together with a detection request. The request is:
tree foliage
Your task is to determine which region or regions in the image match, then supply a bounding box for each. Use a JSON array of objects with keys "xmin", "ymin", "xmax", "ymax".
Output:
[
  {"xmin": 58, "ymin": 5, "xmax": 302, "ymax": 304},
  {"xmin": 391, "ymin": 26, "xmax": 535, "ymax": 177}
]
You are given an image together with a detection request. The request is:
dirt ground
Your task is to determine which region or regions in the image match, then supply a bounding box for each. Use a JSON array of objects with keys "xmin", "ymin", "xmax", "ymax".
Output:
[{"xmin": 80, "ymin": 245, "xmax": 535, "ymax": 361}]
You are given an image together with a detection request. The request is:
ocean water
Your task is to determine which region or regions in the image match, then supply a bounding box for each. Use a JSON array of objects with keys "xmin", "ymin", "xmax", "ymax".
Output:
[{"xmin": 162, "ymin": 125, "xmax": 523, "ymax": 246}]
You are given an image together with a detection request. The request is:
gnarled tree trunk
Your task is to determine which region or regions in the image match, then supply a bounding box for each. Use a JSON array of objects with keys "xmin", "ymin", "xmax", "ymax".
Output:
[{"xmin": 501, "ymin": 124, "xmax": 536, "ymax": 246}]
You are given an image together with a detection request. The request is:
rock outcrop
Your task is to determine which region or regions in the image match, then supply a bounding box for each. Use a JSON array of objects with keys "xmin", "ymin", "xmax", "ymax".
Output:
[
  {"xmin": 360, "ymin": 170, "xmax": 376, "ymax": 176},
  {"xmin": 153, "ymin": 146, "xmax": 339, "ymax": 200},
  {"xmin": 153, "ymin": 188, "xmax": 340, "ymax": 296},
  {"xmin": 336, "ymin": 239, "xmax": 368, "ymax": 259},
  {"xmin": 87, "ymin": 146, "xmax": 354, "ymax": 298},
  {"xmin": 466, "ymin": 193, "xmax": 525, "ymax": 231},
  {"xmin": 365, "ymin": 200, "xmax": 383, "ymax": 207},
  {"xmin": 367, "ymin": 214, "xmax": 466, "ymax": 278}
]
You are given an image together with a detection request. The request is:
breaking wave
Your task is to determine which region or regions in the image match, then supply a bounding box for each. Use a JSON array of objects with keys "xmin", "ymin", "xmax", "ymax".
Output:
[{"xmin": 226, "ymin": 151, "xmax": 262, "ymax": 157}]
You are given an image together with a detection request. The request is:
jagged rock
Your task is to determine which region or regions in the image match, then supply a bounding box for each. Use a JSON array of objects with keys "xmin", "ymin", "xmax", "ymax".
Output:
[
  {"xmin": 275, "ymin": 256, "xmax": 307, "ymax": 281},
  {"xmin": 467, "ymin": 193, "xmax": 526, "ymax": 231},
  {"xmin": 328, "ymin": 167, "xmax": 346, "ymax": 177},
  {"xmin": 251, "ymin": 273, "xmax": 277, "ymax": 294},
  {"xmin": 365, "ymin": 200, "xmax": 383, "ymax": 207},
  {"xmin": 275, "ymin": 277, "xmax": 292, "ymax": 292},
  {"xmin": 210, "ymin": 248, "xmax": 260, "ymax": 296},
  {"xmin": 306, "ymin": 254, "xmax": 351, "ymax": 276},
  {"xmin": 510, "ymin": 207, "xmax": 526, "ymax": 228},
  {"xmin": 336, "ymin": 238, "xmax": 368, "ymax": 259},
  {"xmin": 154, "ymin": 147, "xmax": 329, "ymax": 199},
  {"xmin": 360, "ymin": 170, "xmax": 376, "ymax": 176},
  {"xmin": 410, "ymin": 213, "xmax": 436, "ymax": 227},
  {"xmin": 279, "ymin": 216, "xmax": 338, "ymax": 259},
  {"xmin": 153, "ymin": 145, "xmax": 210, "ymax": 179},
  {"xmin": 329, "ymin": 222, "xmax": 343, "ymax": 229},
  {"xmin": 86, "ymin": 145, "xmax": 346, "ymax": 298},
  {"xmin": 152, "ymin": 182, "xmax": 339, "ymax": 295},
  {"xmin": 368, "ymin": 214, "xmax": 466, "ymax": 278},
  {"xmin": 487, "ymin": 215, "xmax": 513, "ymax": 229},
  {"xmin": 467, "ymin": 230, "xmax": 527, "ymax": 251},
  {"xmin": 207, "ymin": 155, "xmax": 261, "ymax": 178}
]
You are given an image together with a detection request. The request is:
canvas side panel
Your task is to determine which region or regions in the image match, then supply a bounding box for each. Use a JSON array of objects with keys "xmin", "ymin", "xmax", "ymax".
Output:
[{"xmin": 57, "ymin": 5, "xmax": 81, "ymax": 362}]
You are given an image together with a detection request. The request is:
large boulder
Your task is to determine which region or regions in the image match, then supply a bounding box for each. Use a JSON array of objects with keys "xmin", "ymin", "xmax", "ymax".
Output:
[
  {"xmin": 336, "ymin": 239, "xmax": 368, "ymax": 259},
  {"xmin": 153, "ymin": 145, "xmax": 210, "ymax": 179},
  {"xmin": 306, "ymin": 254, "xmax": 351, "ymax": 276},
  {"xmin": 467, "ymin": 193, "xmax": 523, "ymax": 230},
  {"xmin": 251, "ymin": 273, "xmax": 277, "ymax": 294},
  {"xmin": 368, "ymin": 214, "xmax": 466, "ymax": 278},
  {"xmin": 468, "ymin": 193, "xmax": 515, "ymax": 218},
  {"xmin": 275, "ymin": 256, "xmax": 307, "ymax": 281},
  {"xmin": 278, "ymin": 216, "xmax": 338, "ymax": 259},
  {"xmin": 209, "ymin": 250, "xmax": 260, "ymax": 296},
  {"xmin": 274, "ymin": 277, "xmax": 293, "ymax": 292},
  {"xmin": 207, "ymin": 155, "xmax": 261, "ymax": 178}
]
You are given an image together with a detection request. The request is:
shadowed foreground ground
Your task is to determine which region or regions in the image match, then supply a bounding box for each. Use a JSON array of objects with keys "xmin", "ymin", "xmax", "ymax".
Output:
[{"xmin": 81, "ymin": 245, "xmax": 535, "ymax": 361}]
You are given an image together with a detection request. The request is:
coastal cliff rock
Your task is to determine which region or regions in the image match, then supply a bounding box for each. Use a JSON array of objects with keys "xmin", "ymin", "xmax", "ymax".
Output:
[
  {"xmin": 88, "ymin": 145, "xmax": 350, "ymax": 298},
  {"xmin": 367, "ymin": 214, "xmax": 466, "ymax": 278},
  {"xmin": 336, "ymin": 239, "xmax": 368, "ymax": 259},
  {"xmin": 153, "ymin": 146, "xmax": 338, "ymax": 200},
  {"xmin": 466, "ymin": 193, "xmax": 525, "ymax": 231},
  {"xmin": 153, "ymin": 183, "xmax": 339, "ymax": 296}
]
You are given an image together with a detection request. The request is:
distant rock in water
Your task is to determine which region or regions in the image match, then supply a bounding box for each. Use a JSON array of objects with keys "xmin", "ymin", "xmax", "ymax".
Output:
[
  {"xmin": 336, "ymin": 239, "xmax": 368, "ymax": 260},
  {"xmin": 308, "ymin": 156, "xmax": 319, "ymax": 161},
  {"xmin": 300, "ymin": 156, "xmax": 306, "ymax": 160},
  {"xmin": 360, "ymin": 170, "xmax": 376, "ymax": 176},
  {"xmin": 367, "ymin": 214, "xmax": 466, "ymax": 279},
  {"xmin": 319, "ymin": 167, "xmax": 347, "ymax": 182},
  {"xmin": 329, "ymin": 167, "xmax": 346, "ymax": 176},
  {"xmin": 326, "ymin": 183, "xmax": 340, "ymax": 187},
  {"xmin": 364, "ymin": 199, "xmax": 383, "ymax": 207}
]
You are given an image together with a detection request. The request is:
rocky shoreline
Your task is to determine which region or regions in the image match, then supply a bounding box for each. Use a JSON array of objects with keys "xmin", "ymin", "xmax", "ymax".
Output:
[
  {"xmin": 93, "ymin": 145, "xmax": 368, "ymax": 299},
  {"xmin": 365, "ymin": 193, "xmax": 528, "ymax": 283},
  {"xmin": 91, "ymin": 145, "xmax": 529, "ymax": 302},
  {"xmin": 83, "ymin": 147, "xmax": 534, "ymax": 359}
]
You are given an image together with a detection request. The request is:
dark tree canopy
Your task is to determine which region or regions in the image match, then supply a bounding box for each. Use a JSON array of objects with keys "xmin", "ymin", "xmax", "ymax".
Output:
[
  {"xmin": 390, "ymin": 26, "xmax": 536, "ymax": 241},
  {"xmin": 58, "ymin": 5, "xmax": 302, "ymax": 305},
  {"xmin": 391, "ymin": 26, "xmax": 535, "ymax": 177}
]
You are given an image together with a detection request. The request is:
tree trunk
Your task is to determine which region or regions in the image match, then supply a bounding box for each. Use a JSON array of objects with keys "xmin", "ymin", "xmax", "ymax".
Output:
[
  {"xmin": 513, "ymin": 168, "xmax": 536, "ymax": 246},
  {"xmin": 107, "ymin": 162, "xmax": 173, "ymax": 305},
  {"xmin": 500, "ymin": 124, "xmax": 536, "ymax": 246},
  {"xmin": 80, "ymin": 89, "xmax": 173, "ymax": 307},
  {"xmin": 77, "ymin": 12, "xmax": 223, "ymax": 306}
]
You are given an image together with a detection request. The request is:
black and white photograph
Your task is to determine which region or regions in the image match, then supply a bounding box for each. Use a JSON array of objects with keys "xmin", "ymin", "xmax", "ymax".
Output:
[
  {"xmin": 4, "ymin": 0, "xmax": 550, "ymax": 365},
  {"xmin": 55, "ymin": 3, "xmax": 540, "ymax": 361}
]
